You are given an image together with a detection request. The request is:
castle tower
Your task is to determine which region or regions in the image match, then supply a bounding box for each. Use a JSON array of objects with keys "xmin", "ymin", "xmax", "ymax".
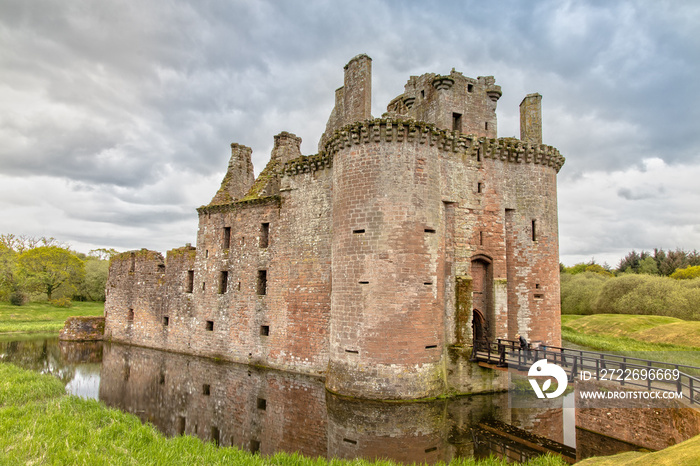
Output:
[{"xmin": 326, "ymin": 120, "xmax": 447, "ymax": 400}]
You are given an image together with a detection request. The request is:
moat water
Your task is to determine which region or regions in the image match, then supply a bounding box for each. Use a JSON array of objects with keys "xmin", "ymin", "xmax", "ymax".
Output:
[{"xmin": 2, "ymin": 337, "xmax": 646, "ymax": 463}]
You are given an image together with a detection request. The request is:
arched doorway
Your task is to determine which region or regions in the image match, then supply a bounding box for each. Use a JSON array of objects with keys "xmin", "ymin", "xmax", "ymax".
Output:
[{"xmin": 472, "ymin": 309, "xmax": 486, "ymax": 342}]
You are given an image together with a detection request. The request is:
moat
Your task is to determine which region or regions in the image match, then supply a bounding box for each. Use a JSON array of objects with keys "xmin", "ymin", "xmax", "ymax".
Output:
[{"xmin": 14, "ymin": 336, "xmax": 687, "ymax": 463}]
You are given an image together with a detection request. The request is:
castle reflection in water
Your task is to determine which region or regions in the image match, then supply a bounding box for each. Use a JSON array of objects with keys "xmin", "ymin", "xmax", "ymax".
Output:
[{"xmin": 98, "ymin": 342, "xmax": 573, "ymax": 464}]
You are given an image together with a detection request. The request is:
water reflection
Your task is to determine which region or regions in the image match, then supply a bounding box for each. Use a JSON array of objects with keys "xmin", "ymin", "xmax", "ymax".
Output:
[
  {"xmin": 2, "ymin": 337, "xmax": 580, "ymax": 463},
  {"xmin": 0, "ymin": 337, "xmax": 102, "ymax": 398},
  {"xmin": 99, "ymin": 343, "xmax": 574, "ymax": 464}
]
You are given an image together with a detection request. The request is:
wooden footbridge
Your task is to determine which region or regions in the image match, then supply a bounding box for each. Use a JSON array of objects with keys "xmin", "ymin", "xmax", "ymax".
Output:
[{"xmin": 471, "ymin": 338, "xmax": 700, "ymax": 405}]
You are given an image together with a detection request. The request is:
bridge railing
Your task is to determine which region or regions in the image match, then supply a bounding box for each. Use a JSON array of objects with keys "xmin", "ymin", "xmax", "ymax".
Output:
[{"xmin": 470, "ymin": 338, "xmax": 700, "ymax": 405}]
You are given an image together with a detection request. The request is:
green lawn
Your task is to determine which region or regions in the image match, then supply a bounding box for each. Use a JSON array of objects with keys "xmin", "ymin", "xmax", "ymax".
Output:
[{"xmin": 0, "ymin": 301, "xmax": 103, "ymax": 334}]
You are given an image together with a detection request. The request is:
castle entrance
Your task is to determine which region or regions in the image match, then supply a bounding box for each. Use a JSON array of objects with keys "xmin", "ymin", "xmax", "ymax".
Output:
[
  {"xmin": 472, "ymin": 309, "xmax": 486, "ymax": 342},
  {"xmin": 471, "ymin": 256, "xmax": 494, "ymax": 340}
]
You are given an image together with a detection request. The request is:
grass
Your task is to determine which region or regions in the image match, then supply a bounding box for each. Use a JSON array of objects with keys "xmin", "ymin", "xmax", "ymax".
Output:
[
  {"xmin": 576, "ymin": 434, "xmax": 700, "ymax": 466},
  {"xmin": 0, "ymin": 363, "xmax": 565, "ymax": 466},
  {"xmin": 0, "ymin": 301, "xmax": 103, "ymax": 334},
  {"xmin": 561, "ymin": 314, "xmax": 700, "ymax": 371}
]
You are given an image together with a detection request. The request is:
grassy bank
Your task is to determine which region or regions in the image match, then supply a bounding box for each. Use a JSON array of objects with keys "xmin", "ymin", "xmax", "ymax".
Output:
[
  {"xmin": 0, "ymin": 301, "xmax": 103, "ymax": 334},
  {"xmin": 561, "ymin": 314, "xmax": 700, "ymax": 372},
  {"xmin": 0, "ymin": 363, "xmax": 565, "ymax": 465}
]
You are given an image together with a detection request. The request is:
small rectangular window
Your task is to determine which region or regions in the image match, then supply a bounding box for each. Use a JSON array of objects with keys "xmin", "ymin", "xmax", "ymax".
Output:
[
  {"xmin": 257, "ymin": 270, "xmax": 267, "ymax": 295},
  {"xmin": 250, "ymin": 440, "xmax": 261, "ymax": 453},
  {"xmin": 467, "ymin": 84, "xmax": 474, "ymax": 92},
  {"xmin": 219, "ymin": 271, "xmax": 228, "ymax": 294},
  {"xmin": 127, "ymin": 308, "xmax": 134, "ymax": 321},
  {"xmin": 223, "ymin": 227, "xmax": 231, "ymax": 249},
  {"xmin": 353, "ymin": 229, "xmax": 365, "ymax": 234},
  {"xmin": 206, "ymin": 320, "xmax": 214, "ymax": 331},
  {"xmin": 186, "ymin": 270, "xmax": 194, "ymax": 293},
  {"xmin": 476, "ymin": 148, "xmax": 481, "ymax": 162},
  {"xmin": 452, "ymin": 112, "xmax": 462, "ymax": 132},
  {"xmin": 343, "ymin": 438, "xmax": 358, "ymax": 445},
  {"xmin": 477, "ymin": 182, "xmax": 483, "ymax": 193},
  {"xmin": 257, "ymin": 398, "xmax": 267, "ymax": 410},
  {"xmin": 260, "ymin": 223, "xmax": 269, "ymax": 248},
  {"xmin": 203, "ymin": 384, "xmax": 211, "ymax": 395},
  {"xmin": 345, "ymin": 349, "xmax": 359, "ymax": 354},
  {"xmin": 163, "ymin": 316, "xmax": 169, "ymax": 326},
  {"xmin": 479, "ymin": 231, "xmax": 484, "ymax": 246},
  {"xmin": 260, "ymin": 325, "xmax": 270, "ymax": 336},
  {"xmin": 424, "ymin": 228, "xmax": 436, "ymax": 233},
  {"xmin": 425, "ymin": 345, "xmax": 438, "ymax": 349},
  {"xmin": 485, "ymin": 121, "xmax": 489, "ymax": 130}
]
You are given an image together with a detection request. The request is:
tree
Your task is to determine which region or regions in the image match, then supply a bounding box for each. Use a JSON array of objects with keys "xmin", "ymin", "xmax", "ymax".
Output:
[
  {"xmin": 638, "ymin": 256, "xmax": 659, "ymax": 275},
  {"xmin": 0, "ymin": 244, "xmax": 18, "ymax": 300},
  {"xmin": 75, "ymin": 257, "xmax": 109, "ymax": 301},
  {"xmin": 17, "ymin": 246, "xmax": 85, "ymax": 300}
]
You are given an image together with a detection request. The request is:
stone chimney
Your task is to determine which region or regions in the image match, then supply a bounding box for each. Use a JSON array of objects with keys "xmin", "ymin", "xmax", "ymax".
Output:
[
  {"xmin": 520, "ymin": 93, "xmax": 542, "ymax": 145},
  {"xmin": 209, "ymin": 143, "xmax": 255, "ymax": 205}
]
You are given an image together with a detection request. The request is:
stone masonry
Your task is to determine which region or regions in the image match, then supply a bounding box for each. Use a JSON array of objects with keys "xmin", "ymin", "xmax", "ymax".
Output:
[{"xmin": 104, "ymin": 54, "xmax": 565, "ymax": 400}]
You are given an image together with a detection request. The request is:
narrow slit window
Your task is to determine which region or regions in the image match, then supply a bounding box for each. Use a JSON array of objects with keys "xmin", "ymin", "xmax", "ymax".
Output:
[
  {"xmin": 206, "ymin": 320, "xmax": 214, "ymax": 331},
  {"xmin": 219, "ymin": 271, "xmax": 228, "ymax": 294},
  {"xmin": 358, "ymin": 281, "xmax": 369, "ymax": 285},
  {"xmin": 421, "ymin": 90, "xmax": 425, "ymax": 98},
  {"xmin": 186, "ymin": 270, "xmax": 194, "ymax": 293},
  {"xmin": 163, "ymin": 316, "xmax": 169, "ymax": 326},
  {"xmin": 534, "ymin": 293, "xmax": 544, "ymax": 300},
  {"xmin": 353, "ymin": 229, "xmax": 365, "ymax": 234},
  {"xmin": 477, "ymin": 182, "xmax": 483, "ymax": 193},
  {"xmin": 223, "ymin": 227, "xmax": 231, "ymax": 249},
  {"xmin": 210, "ymin": 426, "xmax": 219, "ymax": 446},
  {"xmin": 178, "ymin": 417, "xmax": 186, "ymax": 435},
  {"xmin": 485, "ymin": 121, "xmax": 489, "ymax": 130},
  {"xmin": 127, "ymin": 308, "xmax": 134, "ymax": 321},
  {"xmin": 476, "ymin": 148, "xmax": 481, "ymax": 162},
  {"xmin": 479, "ymin": 231, "xmax": 484, "ymax": 246},
  {"xmin": 452, "ymin": 112, "xmax": 462, "ymax": 132},
  {"xmin": 159, "ymin": 372, "xmax": 165, "ymax": 385},
  {"xmin": 532, "ymin": 219, "xmax": 537, "ymax": 241},
  {"xmin": 202, "ymin": 281, "xmax": 206, "ymax": 291},
  {"xmin": 260, "ymin": 325, "xmax": 270, "ymax": 336},
  {"xmin": 345, "ymin": 349, "xmax": 359, "ymax": 354},
  {"xmin": 424, "ymin": 282, "xmax": 433, "ymax": 285},
  {"xmin": 425, "ymin": 447, "xmax": 438, "ymax": 453},
  {"xmin": 343, "ymin": 438, "xmax": 358, "ymax": 445},
  {"xmin": 425, "ymin": 345, "xmax": 438, "ymax": 349},
  {"xmin": 260, "ymin": 223, "xmax": 269, "ymax": 248},
  {"xmin": 424, "ymin": 228, "xmax": 436, "ymax": 233},
  {"xmin": 202, "ymin": 384, "xmax": 211, "ymax": 396},
  {"xmin": 257, "ymin": 270, "xmax": 267, "ymax": 296}
]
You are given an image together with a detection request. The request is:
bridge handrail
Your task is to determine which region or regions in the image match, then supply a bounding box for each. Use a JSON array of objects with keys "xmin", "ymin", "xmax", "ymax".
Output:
[{"xmin": 472, "ymin": 338, "xmax": 700, "ymax": 405}]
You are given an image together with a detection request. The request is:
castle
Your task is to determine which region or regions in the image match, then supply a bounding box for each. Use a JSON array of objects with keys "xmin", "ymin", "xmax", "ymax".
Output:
[{"xmin": 105, "ymin": 54, "xmax": 565, "ymax": 400}]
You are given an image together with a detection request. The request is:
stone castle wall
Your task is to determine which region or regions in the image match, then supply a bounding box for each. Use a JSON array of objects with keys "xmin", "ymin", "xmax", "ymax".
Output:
[{"xmin": 105, "ymin": 55, "xmax": 564, "ymax": 400}]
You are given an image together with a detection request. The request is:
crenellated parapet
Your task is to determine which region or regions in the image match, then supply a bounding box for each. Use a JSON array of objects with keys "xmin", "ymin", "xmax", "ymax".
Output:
[{"xmin": 321, "ymin": 118, "xmax": 565, "ymax": 172}]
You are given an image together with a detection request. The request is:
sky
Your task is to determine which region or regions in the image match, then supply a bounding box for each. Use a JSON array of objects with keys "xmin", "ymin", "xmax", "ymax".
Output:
[{"xmin": 1, "ymin": 0, "xmax": 698, "ymax": 268}]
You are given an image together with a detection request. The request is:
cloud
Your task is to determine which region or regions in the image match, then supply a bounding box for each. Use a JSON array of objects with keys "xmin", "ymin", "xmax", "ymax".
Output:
[{"xmin": 0, "ymin": 0, "xmax": 698, "ymax": 266}]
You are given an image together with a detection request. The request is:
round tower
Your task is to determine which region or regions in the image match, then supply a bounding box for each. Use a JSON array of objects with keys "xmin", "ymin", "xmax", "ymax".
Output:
[{"xmin": 326, "ymin": 120, "xmax": 447, "ymax": 400}]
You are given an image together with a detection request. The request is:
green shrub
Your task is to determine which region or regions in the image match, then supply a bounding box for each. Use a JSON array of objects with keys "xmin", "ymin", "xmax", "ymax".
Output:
[
  {"xmin": 615, "ymin": 276, "xmax": 691, "ymax": 318},
  {"xmin": 9, "ymin": 292, "xmax": 26, "ymax": 306},
  {"xmin": 670, "ymin": 265, "xmax": 700, "ymax": 280},
  {"xmin": 560, "ymin": 272, "xmax": 609, "ymax": 314},
  {"xmin": 593, "ymin": 274, "xmax": 648, "ymax": 313},
  {"xmin": 49, "ymin": 297, "xmax": 72, "ymax": 308}
]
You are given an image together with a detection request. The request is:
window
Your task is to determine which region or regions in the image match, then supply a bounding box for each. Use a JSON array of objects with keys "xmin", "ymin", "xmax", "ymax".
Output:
[
  {"xmin": 479, "ymin": 231, "xmax": 484, "ymax": 246},
  {"xmin": 206, "ymin": 320, "xmax": 214, "ymax": 331},
  {"xmin": 163, "ymin": 316, "xmax": 169, "ymax": 326},
  {"xmin": 127, "ymin": 308, "xmax": 134, "ymax": 321},
  {"xmin": 485, "ymin": 121, "xmax": 489, "ymax": 130},
  {"xmin": 257, "ymin": 270, "xmax": 267, "ymax": 296},
  {"xmin": 467, "ymin": 84, "xmax": 473, "ymax": 92},
  {"xmin": 353, "ymin": 229, "xmax": 365, "ymax": 234},
  {"xmin": 202, "ymin": 384, "xmax": 211, "ymax": 395},
  {"xmin": 260, "ymin": 325, "xmax": 270, "ymax": 336},
  {"xmin": 219, "ymin": 271, "xmax": 228, "ymax": 294},
  {"xmin": 532, "ymin": 219, "xmax": 537, "ymax": 241},
  {"xmin": 476, "ymin": 148, "xmax": 481, "ymax": 162},
  {"xmin": 223, "ymin": 227, "xmax": 231, "ymax": 249},
  {"xmin": 210, "ymin": 426, "xmax": 219, "ymax": 446},
  {"xmin": 186, "ymin": 270, "xmax": 194, "ymax": 293},
  {"xmin": 257, "ymin": 398, "xmax": 267, "ymax": 410},
  {"xmin": 259, "ymin": 223, "xmax": 269, "ymax": 248},
  {"xmin": 477, "ymin": 182, "xmax": 483, "ymax": 194},
  {"xmin": 452, "ymin": 113, "xmax": 462, "ymax": 132}
]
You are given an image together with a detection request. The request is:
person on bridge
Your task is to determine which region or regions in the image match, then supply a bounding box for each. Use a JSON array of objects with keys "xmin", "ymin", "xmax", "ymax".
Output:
[{"xmin": 518, "ymin": 334, "xmax": 530, "ymax": 360}]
